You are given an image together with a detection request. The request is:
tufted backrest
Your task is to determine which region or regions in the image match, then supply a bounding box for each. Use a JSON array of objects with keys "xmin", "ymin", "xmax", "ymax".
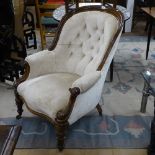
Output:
[{"xmin": 50, "ymin": 8, "xmax": 123, "ymax": 76}]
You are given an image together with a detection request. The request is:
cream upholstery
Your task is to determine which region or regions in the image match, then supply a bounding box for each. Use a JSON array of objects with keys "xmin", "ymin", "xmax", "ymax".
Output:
[
  {"xmin": 25, "ymin": 11, "xmax": 119, "ymax": 79},
  {"xmin": 18, "ymin": 72, "xmax": 80, "ymax": 120},
  {"xmin": 54, "ymin": 12, "xmax": 119, "ymax": 76},
  {"xmin": 17, "ymin": 9, "xmax": 122, "ymax": 124},
  {"xmin": 15, "ymin": 7, "xmax": 123, "ymax": 150}
]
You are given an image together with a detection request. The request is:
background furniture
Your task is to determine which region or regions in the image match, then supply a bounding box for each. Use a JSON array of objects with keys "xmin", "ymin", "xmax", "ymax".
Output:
[
  {"xmin": 23, "ymin": 0, "xmax": 37, "ymax": 49},
  {"xmin": 133, "ymin": 0, "xmax": 155, "ymax": 30},
  {"xmin": 140, "ymin": 71, "xmax": 155, "ymax": 155},
  {"xmin": 15, "ymin": 6, "xmax": 123, "ymax": 151},
  {"xmin": 35, "ymin": 0, "xmax": 64, "ymax": 49},
  {"xmin": 64, "ymin": 0, "xmax": 117, "ymax": 12},
  {"xmin": 0, "ymin": 0, "xmax": 27, "ymax": 82},
  {"xmin": 0, "ymin": 125, "xmax": 21, "ymax": 155},
  {"xmin": 53, "ymin": 1, "xmax": 130, "ymax": 21},
  {"xmin": 141, "ymin": 7, "xmax": 155, "ymax": 59}
]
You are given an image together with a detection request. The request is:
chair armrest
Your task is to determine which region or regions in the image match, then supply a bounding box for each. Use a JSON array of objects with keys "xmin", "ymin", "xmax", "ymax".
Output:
[
  {"xmin": 26, "ymin": 49, "xmax": 56, "ymax": 79},
  {"xmin": 71, "ymin": 71, "xmax": 101, "ymax": 93}
]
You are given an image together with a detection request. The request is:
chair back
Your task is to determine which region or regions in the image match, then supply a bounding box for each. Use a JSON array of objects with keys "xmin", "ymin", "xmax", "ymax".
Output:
[{"xmin": 49, "ymin": 7, "xmax": 123, "ymax": 76}]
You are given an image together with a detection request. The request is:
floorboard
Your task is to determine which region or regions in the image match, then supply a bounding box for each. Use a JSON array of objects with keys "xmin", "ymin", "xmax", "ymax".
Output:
[{"xmin": 14, "ymin": 149, "xmax": 147, "ymax": 155}]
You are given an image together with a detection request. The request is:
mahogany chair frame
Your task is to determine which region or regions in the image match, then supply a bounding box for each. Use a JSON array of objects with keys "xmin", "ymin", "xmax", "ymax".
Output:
[{"xmin": 14, "ymin": 7, "xmax": 123, "ymax": 151}]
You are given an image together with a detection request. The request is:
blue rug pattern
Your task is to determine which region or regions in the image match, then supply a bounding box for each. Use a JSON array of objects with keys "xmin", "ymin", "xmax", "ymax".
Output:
[{"xmin": 0, "ymin": 115, "xmax": 152, "ymax": 149}]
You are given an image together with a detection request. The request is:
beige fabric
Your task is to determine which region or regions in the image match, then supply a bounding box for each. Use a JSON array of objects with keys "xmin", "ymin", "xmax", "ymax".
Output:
[
  {"xmin": 72, "ymin": 71, "xmax": 101, "ymax": 93},
  {"xmin": 17, "ymin": 9, "xmax": 122, "ymax": 125},
  {"xmin": 54, "ymin": 11, "xmax": 118, "ymax": 75},
  {"xmin": 18, "ymin": 73, "xmax": 80, "ymax": 119},
  {"xmin": 24, "ymin": 11, "xmax": 119, "ymax": 79},
  {"xmin": 68, "ymin": 31, "xmax": 123, "ymax": 124},
  {"xmin": 26, "ymin": 50, "xmax": 56, "ymax": 79}
]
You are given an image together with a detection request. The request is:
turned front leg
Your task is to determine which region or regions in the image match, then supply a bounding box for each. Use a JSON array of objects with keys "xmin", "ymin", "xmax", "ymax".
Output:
[
  {"xmin": 96, "ymin": 103, "xmax": 103, "ymax": 116},
  {"xmin": 55, "ymin": 112, "xmax": 69, "ymax": 151},
  {"xmin": 15, "ymin": 92, "xmax": 24, "ymax": 119},
  {"xmin": 55, "ymin": 123, "xmax": 68, "ymax": 151}
]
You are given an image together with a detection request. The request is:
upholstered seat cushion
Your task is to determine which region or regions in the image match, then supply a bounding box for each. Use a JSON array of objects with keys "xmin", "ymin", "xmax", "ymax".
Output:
[{"xmin": 17, "ymin": 72, "xmax": 80, "ymax": 119}]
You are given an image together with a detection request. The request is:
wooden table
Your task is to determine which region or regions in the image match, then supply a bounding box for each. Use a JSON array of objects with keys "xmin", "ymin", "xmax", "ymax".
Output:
[
  {"xmin": 53, "ymin": 3, "xmax": 130, "ymax": 21},
  {"xmin": 141, "ymin": 7, "xmax": 155, "ymax": 59},
  {"xmin": 0, "ymin": 125, "xmax": 21, "ymax": 155}
]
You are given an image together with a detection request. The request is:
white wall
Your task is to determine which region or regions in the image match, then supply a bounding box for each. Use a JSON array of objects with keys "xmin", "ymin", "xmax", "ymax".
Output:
[{"xmin": 125, "ymin": 0, "xmax": 135, "ymax": 32}]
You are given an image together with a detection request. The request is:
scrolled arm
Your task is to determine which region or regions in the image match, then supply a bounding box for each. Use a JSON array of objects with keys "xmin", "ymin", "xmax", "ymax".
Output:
[
  {"xmin": 71, "ymin": 71, "xmax": 101, "ymax": 93},
  {"xmin": 55, "ymin": 71, "xmax": 101, "ymax": 123},
  {"xmin": 14, "ymin": 60, "xmax": 30, "ymax": 89},
  {"xmin": 25, "ymin": 49, "xmax": 56, "ymax": 79}
]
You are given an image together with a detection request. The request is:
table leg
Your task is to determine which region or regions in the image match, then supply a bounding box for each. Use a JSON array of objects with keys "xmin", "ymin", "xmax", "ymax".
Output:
[
  {"xmin": 110, "ymin": 59, "xmax": 114, "ymax": 82},
  {"xmin": 148, "ymin": 98, "xmax": 155, "ymax": 155},
  {"xmin": 140, "ymin": 83, "xmax": 150, "ymax": 113},
  {"xmin": 146, "ymin": 16, "xmax": 153, "ymax": 59}
]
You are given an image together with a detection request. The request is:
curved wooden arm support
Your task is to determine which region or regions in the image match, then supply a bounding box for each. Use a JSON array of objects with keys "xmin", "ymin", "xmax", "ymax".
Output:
[
  {"xmin": 14, "ymin": 61, "xmax": 30, "ymax": 89},
  {"xmin": 14, "ymin": 61, "xmax": 30, "ymax": 119},
  {"xmin": 56, "ymin": 87, "xmax": 80, "ymax": 122},
  {"xmin": 55, "ymin": 87, "xmax": 80, "ymax": 151}
]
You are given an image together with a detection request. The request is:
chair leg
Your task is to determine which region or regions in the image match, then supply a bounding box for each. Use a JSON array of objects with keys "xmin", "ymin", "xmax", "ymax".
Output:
[
  {"xmin": 55, "ymin": 118, "xmax": 69, "ymax": 151},
  {"xmin": 55, "ymin": 127, "xmax": 65, "ymax": 151},
  {"xmin": 96, "ymin": 104, "xmax": 102, "ymax": 116},
  {"xmin": 110, "ymin": 59, "xmax": 114, "ymax": 82},
  {"xmin": 15, "ymin": 92, "xmax": 24, "ymax": 119}
]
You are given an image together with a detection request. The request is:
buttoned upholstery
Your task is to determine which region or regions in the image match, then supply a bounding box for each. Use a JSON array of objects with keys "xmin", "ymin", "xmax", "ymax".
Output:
[
  {"xmin": 26, "ymin": 11, "xmax": 119, "ymax": 80},
  {"xmin": 17, "ymin": 10, "xmax": 121, "ymax": 124},
  {"xmin": 15, "ymin": 7, "xmax": 123, "ymax": 150},
  {"xmin": 55, "ymin": 11, "xmax": 119, "ymax": 75}
]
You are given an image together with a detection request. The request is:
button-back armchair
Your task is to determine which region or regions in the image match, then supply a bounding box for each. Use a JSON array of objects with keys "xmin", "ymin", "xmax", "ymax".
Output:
[{"xmin": 14, "ymin": 6, "xmax": 123, "ymax": 151}]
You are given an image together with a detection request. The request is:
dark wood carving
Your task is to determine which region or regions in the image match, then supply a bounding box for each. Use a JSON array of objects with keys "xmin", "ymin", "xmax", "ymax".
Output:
[
  {"xmin": 96, "ymin": 104, "xmax": 103, "ymax": 116},
  {"xmin": 14, "ymin": 61, "xmax": 30, "ymax": 119},
  {"xmin": 15, "ymin": 93, "xmax": 24, "ymax": 119},
  {"xmin": 55, "ymin": 87, "xmax": 80, "ymax": 151}
]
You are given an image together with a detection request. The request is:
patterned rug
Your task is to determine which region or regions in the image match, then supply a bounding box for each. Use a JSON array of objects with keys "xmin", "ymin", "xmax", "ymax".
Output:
[
  {"xmin": 0, "ymin": 116, "xmax": 152, "ymax": 149},
  {"xmin": 0, "ymin": 36, "xmax": 155, "ymax": 148}
]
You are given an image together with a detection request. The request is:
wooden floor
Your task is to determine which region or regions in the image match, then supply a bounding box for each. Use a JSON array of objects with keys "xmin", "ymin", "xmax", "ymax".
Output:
[{"xmin": 14, "ymin": 149, "xmax": 147, "ymax": 155}]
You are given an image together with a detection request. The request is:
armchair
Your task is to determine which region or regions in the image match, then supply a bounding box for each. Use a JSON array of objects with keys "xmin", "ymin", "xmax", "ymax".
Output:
[{"xmin": 14, "ymin": 6, "xmax": 123, "ymax": 151}]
